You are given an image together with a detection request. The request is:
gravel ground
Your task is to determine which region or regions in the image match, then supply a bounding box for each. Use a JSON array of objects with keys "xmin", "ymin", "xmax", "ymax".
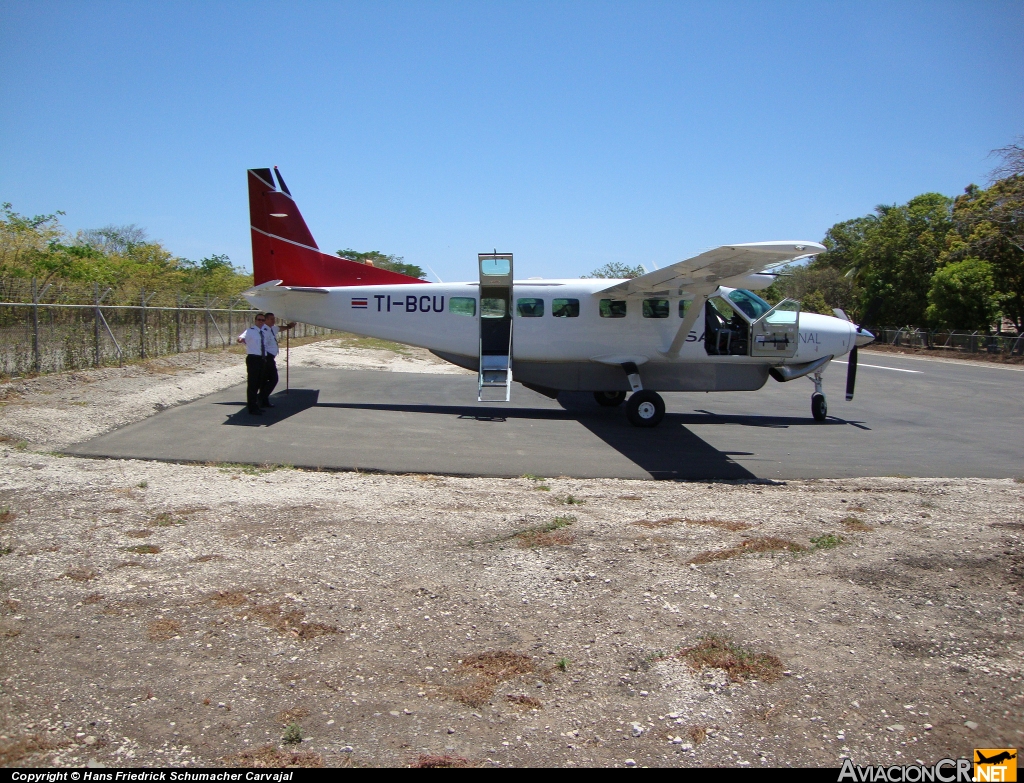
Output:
[{"xmin": 0, "ymin": 343, "xmax": 1021, "ymax": 768}]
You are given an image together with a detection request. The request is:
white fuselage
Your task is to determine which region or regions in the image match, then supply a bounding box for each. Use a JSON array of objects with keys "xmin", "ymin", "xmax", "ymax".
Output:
[{"xmin": 247, "ymin": 279, "xmax": 855, "ymax": 393}]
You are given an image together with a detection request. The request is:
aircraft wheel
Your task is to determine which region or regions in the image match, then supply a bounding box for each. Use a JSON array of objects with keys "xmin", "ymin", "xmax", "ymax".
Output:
[
  {"xmin": 626, "ymin": 390, "xmax": 665, "ymax": 427},
  {"xmin": 594, "ymin": 391, "xmax": 627, "ymax": 407},
  {"xmin": 812, "ymin": 393, "xmax": 828, "ymax": 422}
]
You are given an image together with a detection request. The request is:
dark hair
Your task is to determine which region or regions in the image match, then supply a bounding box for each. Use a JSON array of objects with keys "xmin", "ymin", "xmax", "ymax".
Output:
[
  {"xmin": 254, "ymin": 312, "xmax": 266, "ymax": 320},
  {"xmin": 264, "ymin": 312, "xmax": 275, "ymax": 318}
]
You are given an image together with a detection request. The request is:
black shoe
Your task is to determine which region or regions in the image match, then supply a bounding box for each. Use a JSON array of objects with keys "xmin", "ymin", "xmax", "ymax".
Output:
[
  {"xmin": 263, "ymin": 401, "xmax": 275, "ymax": 408},
  {"xmin": 249, "ymin": 407, "xmax": 263, "ymax": 415}
]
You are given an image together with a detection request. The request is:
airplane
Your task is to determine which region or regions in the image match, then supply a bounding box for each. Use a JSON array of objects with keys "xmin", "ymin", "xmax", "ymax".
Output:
[
  {"xmin": 976, "ymin": 751, "xmax": 1016, "ymax": 765},
  {"xmin": 243, "ymin": 166, "xmax": 874, "ymax": 427}
]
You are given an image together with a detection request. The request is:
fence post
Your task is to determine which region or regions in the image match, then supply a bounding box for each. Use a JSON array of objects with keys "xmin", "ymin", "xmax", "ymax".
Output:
[
  {"xmin": 204, "ymin": 295, "xmax": 210, "ymax": 350},
  {"xmin": 227, "ymin": 299, "xmax": 233, "ymax": 347},
  {"xmin": 140, "ymin": 289, "xmax": 146, "ymax": 359},
  {"xmin": 175, "ymin": 297, "xmax": 182, "ymax": 353},
  {"xmin": 93, "ymin": 282, "xmax": 101, "ymax": 367},
  {"xmin": 31, "ymin": 278, "xmax": 40, "ymax": 373}
]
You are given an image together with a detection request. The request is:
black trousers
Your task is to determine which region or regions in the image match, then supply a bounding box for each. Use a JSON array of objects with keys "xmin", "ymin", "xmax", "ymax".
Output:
[
  {"xmin": 246, "ymin": 355, "xmax": 266, "ymax": 412},
  {"xmin": 259, "ymin": 356, "xmax": 279, "ymax": 403}
]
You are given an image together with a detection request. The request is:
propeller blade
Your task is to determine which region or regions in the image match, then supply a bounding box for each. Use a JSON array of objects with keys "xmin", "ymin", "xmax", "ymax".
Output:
[{"xmin": 845, "ymin": 345, "xmax": 858, "ymax": 401}]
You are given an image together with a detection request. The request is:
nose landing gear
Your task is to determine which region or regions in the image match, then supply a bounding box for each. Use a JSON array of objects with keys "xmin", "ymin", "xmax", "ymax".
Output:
[{"xmin": 810, "ymin": 369, "xmax": 828, "ymax": 422}]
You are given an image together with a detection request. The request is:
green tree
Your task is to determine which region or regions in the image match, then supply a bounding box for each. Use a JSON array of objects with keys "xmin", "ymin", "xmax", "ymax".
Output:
[
  {"xmin": 926, "ymin": 257, "xmax": 999, "ymax": 330},
  {"xmin": 943, "ymin": 178, "xmax": 1024, "ymax": 331},
  {"xmin": 336, "ymin": 248, "xmax": 425, "ymax": 279},
  {"xmin": 583, "ymin": 262, "xmax": 646, "ymax": 279}
]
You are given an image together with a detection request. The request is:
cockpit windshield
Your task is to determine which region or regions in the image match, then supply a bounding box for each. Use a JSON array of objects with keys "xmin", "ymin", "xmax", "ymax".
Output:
[{"xmin": 727, "ymin": 289, "xmax": 773, "ymax": 320}]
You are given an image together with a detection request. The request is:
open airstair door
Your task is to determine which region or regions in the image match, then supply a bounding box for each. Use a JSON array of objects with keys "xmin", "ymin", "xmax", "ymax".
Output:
[
  {"xmin": 750, "ymin": 298, "xmax": 801, "ymax": 358},
  {"xmin": 478, "ymin": 252, "xmax": 513, "ymax": 401}
]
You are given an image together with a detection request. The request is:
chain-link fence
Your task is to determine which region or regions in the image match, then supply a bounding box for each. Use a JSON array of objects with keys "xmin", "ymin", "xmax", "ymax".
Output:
[
  {"xmin": 0, "ymin": 278, "xmax": 335, "ymax": 376},
  {"xmin": 868, "ymin": 327, "xmax": 1024, "ymax": 357}
]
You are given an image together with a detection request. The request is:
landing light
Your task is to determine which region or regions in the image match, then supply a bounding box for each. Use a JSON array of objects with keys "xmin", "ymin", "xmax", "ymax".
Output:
[{"xmin": 269, "ymin": 213, "xmax": 288, "ymax": 218}]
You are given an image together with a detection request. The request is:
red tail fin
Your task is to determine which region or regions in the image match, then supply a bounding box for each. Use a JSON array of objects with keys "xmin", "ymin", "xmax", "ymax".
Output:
[{"xmin": 248, "ymin": 167, "xmax": 427, "ymax": 287}]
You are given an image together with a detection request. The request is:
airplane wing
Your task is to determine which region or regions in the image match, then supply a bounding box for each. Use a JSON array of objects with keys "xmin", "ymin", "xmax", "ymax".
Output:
[{"xmin": 595, "ymin": 241, "xmax": 826, "ymax": 296}]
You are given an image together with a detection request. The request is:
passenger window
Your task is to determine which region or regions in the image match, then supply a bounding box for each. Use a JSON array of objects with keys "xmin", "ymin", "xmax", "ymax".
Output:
[
  {"xmin": 516, "ymin": 298, "xmax": 544, "ymax": 317},
  {"xmin": 599, "ymin": 299, "xmax": 627, "ymax": 318},
  {"xmin": 551, "ymin": 298, "xmax": 580, "ymax": 317},
  {"xmin": 449, "ymin": 297, "xmax": 476, "ymax": 316},
  {"xmin": 642, "ymin": 299, "xmax": 669, "ymax": 318},
  {"xmin": 480, "ymin": 298, "xmax": 507, "ymax": 318},
  {"xmin": 679, "ymin": 300, "xmax": 692, "ymax": 317},
  {"xmin": 727, "ymin": 289, "xmax": 772, "ymax": 320}
]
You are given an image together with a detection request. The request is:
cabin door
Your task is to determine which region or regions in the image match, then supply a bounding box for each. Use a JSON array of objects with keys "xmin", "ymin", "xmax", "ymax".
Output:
[
  {"xmin": 750, "ymin": 299, "xmax": 801, "ymax": 358},
  {"xmin": 478, "ymin": 252, "xmax": 513, "ymax": 401}
]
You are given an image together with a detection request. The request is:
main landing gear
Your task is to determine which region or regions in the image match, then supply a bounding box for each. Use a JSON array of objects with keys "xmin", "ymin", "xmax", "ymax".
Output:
[
  {"xmin": 626, "ymin": 390, "xmax": 666, "ymax": 427},
  {"xmin": 614, "ymin": 361, "xmax": 666, "ymax": 427},
  {"xmin": 810, "ymin": 369, "xmax": 828, "ymax": 422}
]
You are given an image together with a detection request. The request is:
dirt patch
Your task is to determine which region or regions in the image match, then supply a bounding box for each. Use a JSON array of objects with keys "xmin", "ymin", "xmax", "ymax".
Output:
[
  {"xmin": 60, "ymin": 567, "xmax": 98, "ymax": 582},
  {"xmin": 506, "ymin": 693, "xmax": 543, "ymax": 710},
  {"xmin": 124, "ymin": 544, "xmax": 160, "ymax": 554},
  {"xmin": 125, "ymin": 529, "xmax": 153, "ymax": 538}
]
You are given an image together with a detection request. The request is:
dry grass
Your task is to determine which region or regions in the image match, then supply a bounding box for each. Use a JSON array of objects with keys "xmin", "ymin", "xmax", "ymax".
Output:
[
  {"xmin": 689, "ymin": 536, "xmax": 805, "ymax": 564},
  {"xmin": 684, "ymin": 518, "xmax": 750, "ymax": 531},
  {"xmin": 208, "ymin": 592, "xmax": 337, "ymax": 639},
  {"xmin": 688, "ymin": 725, "xmax": 707, "ymax": 745},
  {"xmin": 0, "ymin": 508, "xmax": 14, "ymax": 524},
  {"xmin": 515, "ymin": 516, "xmax": 576, "ymax": 548},
  {"xmin": 82, "ymin": 593, "xmax": 104, "ymax": 605},
  {"xmin": 125, "ymin": 544, "xmax": 160, "ymax": 554},
  {"xmin": 224, "ymin": 745, "xmax": 324, "ymax": 768},
  {"xmin": 62, "ymin": 567, "xmax": 98, "ymax": 582},
  {"xmin": 618, "ymin": 495, "xmax": 643, "ymax": 501},
  {"xmin": 410, "ymin": 754, "xmax": 473, "ymax": 768},
  {"xmin": 633, "ymin": 517, "xmax": 681, "ymax": 529},
  {"xmin": 516, "ymin": 528, "xmax": 575, "ymax": 547},
  {"xmin": 0, "ymin": 733, "xmax": 68, "ymax": 766},
  {"xmin": 247, "ymin": 602, "xmax": 338, "ymax": 639},
  {"xmin": 448, "ymin": 650, "xmax": 537, "ymax": 708},
  {"xmin": 506, "ymin": 693, "xmax": 542, "ymax": 710},
  {"xmin": 841, "ymin": 516, "xmax": 874, "ymax": 532},
  {"xmin": 209, "ymin": 590, "xmax": 248, "ymax": 607},
  {"xmin": 148, "ymin": 618, "xmax": 182, "ymax": 641},
  {"xmin": 678, "ymin": 635, "xmax": 783, "ymax": 684},
  {"xmin": 276, "ymin": 707, "xmax": 310, "ymax": 725},
  {"xmin": 192, "ymin": 554, "xmax": 225, "ymax": 563},
  {"xmin": 125, "ymin": 529, "xmax": 153, "ymax": 538}
]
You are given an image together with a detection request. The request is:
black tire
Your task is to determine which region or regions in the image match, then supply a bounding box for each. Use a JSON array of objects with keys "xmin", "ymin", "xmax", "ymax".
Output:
[
  {"xmin": 594, "ymin": 391, "xmax": 627, "ymax": 407},
  {"xmin": 626, "ymin": 390, "xmax": 666, "ymax": 427},
  {"xmin": 812, "ymin": 393, "xmax": 828, "ymax": 422}
]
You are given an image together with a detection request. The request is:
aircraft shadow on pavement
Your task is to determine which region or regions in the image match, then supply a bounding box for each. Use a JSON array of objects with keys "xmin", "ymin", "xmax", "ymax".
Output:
[
  {"xmin": 313, "ymin": 398, "xmax": 835, "ymax": 480},
  {"xmin": 217, "ymin": 388, "xmax": 320, "ymax": 427}
]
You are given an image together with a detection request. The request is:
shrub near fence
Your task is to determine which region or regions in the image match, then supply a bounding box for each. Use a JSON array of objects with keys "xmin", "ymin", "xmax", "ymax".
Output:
[
  {"xmin": 867, "ymin": 328, "xmax": 1024, "ymax": 357},
  {"xmin": 0, "ymin": 278, "xmax": 335, "ymax": 376}
]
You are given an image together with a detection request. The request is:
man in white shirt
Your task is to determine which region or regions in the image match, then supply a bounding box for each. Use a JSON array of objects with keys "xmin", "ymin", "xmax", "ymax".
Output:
[
  {"xmin": 259, "ymin": 312, "xmax": 296, "ymax": 408},
  {"xmin": 236, "ymin": 312, "xmax": 268, "ymax": 416}
]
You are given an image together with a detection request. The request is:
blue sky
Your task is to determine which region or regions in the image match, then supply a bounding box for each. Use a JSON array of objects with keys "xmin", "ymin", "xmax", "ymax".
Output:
[{"xmin": 1, "ymin": 1, "xmax": 1022, "ymax": 280}]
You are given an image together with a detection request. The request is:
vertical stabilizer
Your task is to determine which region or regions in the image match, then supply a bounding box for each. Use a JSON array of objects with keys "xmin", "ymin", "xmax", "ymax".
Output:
[{"xmin": 247, "ymin": 168, "xmax": 428, "ymax": 287}]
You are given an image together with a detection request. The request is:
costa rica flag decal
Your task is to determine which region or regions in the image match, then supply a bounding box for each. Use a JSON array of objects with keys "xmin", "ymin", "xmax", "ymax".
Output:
[{"xmin": 351, "ymin": 297, "xmax": 368, "ymax": 309}]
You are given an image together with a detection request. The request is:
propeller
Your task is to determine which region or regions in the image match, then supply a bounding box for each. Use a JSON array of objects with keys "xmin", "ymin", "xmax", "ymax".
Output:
[{"xmin": 845, "ymin": 343, "xmax": 858, "ymax": 401}]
